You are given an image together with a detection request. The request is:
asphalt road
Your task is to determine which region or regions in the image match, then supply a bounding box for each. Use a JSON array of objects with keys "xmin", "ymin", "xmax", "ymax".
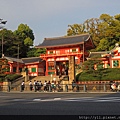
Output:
[{"xmin": 0, "ymin": 92, "xmax": 120, "ymax": 119}]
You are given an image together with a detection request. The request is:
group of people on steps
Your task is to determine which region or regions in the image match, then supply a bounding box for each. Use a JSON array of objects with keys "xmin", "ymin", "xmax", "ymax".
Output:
[{"xmin": 28, "ymin": 80, "xmax": 57, "ymax": 92}]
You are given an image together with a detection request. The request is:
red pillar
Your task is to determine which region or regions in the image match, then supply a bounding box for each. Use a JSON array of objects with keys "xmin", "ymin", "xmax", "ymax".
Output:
[
  {"xmin": 37, "ymin": 64, "xmax": 38, "ymax": 76},
  {"xmin": 46, "ymin": 59, "xmax": 48, "ymax": 76},
  {"xmin": 109, "ymin": 55, "xmax": 112, "ymax": 68},
  {"xmin": 54, "ymin": 57, "xmax": 56, "ymax": 76}
]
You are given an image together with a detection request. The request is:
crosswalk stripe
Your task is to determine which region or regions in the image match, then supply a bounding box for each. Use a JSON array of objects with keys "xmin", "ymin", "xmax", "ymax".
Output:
[
  {"xmin": 54, "ymin": 98, "xmax": 61, "ymax": 100},
  {"xmin": 11, "ymin": 96, "xmax": 120, "ymax": 102},
  {"xmin": 33, "ymin": 99, "xmax": 41, "ymax": 101},
  {"xmin": 13, "ymin": 99, "xmax": 26, "ymax": 101},
  {"xmin": 0, "ymin": 96, "xmax": 9, "ymax": 97}
]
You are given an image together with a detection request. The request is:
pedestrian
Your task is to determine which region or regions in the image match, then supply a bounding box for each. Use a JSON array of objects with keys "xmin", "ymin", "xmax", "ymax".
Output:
[
  {"xmin": 47, "ymin": 81, "xmax": 51, "ymax": 91},
  {"xmin": 47, "ymin": 80, "xmax": 51, "ymax": 92},
  {"xmin": 33, "ymin": 80, "xmax": 37, "ymax": 92},
  {"xmin": 21, "ymin": 81, "xmax": 25, "ymax": 92},
  {"xmin": 43, "ymin": 80, "xmax": 47, "ymax": 92},
  {"xmin": 72, "ymin": 80, "xmax": 76, "ymax": 91},
  {"xmin": 57, "ymin": 81, "xmax": 62, "ymax": 92},
  {"xmin": 29, "ymin": 81, "xmax": 33, "ymax": 91},
  {"xmin": 38, "ymin": 81, "xmax": 43, "ymax": 91},
  {"xmin": 36, "ymin": 81, "xmax": 39, "ymax": 91},
  {"xmin": 51, "ymin": 80, "xmax": 55, "ymax": 92},
  {"xmin": 111, "ymin": 83, "xmax": 117, "ymax": 92}
]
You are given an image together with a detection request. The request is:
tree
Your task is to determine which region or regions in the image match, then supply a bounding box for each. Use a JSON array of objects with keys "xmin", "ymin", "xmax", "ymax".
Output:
[
  {"xmin": 27, "ymin": 48, "xmax": 46, "ymax": 57},
  {"xmin": 0, "ymin": 29, "xmax": 19, "ymax": 57},
  {"xmin": 0, "ymin": 23, "xmax": 35, "ymax": 58},
  {"xmin": 13, "ymin": 24, "xmax": 35, "ymax": 58},
  {"xmin": 67, "ymin": 24, "xmax": 86, "ymax": 36},
  {"xmin": 96, "ymin": 38, "xmax": 109, "ymax": 51},
  {"xmin": 82, "ymin": 56, "xmax": 104, "ymax": 80},
  {"xmin": 14, "ymin": 23, "xmax": 34, "ymax": 40},
  {"xmin": 67, "ymin": 13, "xmax": 120, "ymax": 52},
  {"xmin": 0, "ymin": 58, "xmax": 9, "ymax": 74},
  {"xmin": 24, "ymin": 37, "xmax": 33, "ymax": 46}
]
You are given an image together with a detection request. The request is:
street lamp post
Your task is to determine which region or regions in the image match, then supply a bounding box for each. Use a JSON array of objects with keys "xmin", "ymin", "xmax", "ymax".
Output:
[
  {"xmin": 17, "ymin": 44, "xmax": 20, "ymax": 73},
  {"xmin": 0, "ymin": 18, "xmax": 7, "ymax": 58},
  {"xmin": 2, "ymin": 34, "xmax": 4, "ymax": 58}
]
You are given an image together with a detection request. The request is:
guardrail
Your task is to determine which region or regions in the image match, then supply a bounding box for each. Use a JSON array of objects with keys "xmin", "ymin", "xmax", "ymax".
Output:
[{"xmin": 0, "ymin": 83, "xmax": 117, "ymax": 92}]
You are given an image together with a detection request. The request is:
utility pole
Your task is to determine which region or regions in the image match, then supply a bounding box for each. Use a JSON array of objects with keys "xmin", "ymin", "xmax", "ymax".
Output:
[
  {"xmin": 0, "ymin": 18, "xmax": 7, "ymax": 58},
  {"xmin": 2, "ymin": 34, "xmax": 4, "ymax": 58},
  {"xmin": 17, "ymin": 44, "xmax": 20, "ymax": 73},
  {"xmin": 83, "ymin": 37, "xmax": 85, "ymax": 63}
]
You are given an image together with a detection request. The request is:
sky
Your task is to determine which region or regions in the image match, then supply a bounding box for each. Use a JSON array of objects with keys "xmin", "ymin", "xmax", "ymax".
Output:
[{"xmin": 0, "ymin": 0, "xmax": 120, "ymax": 46}]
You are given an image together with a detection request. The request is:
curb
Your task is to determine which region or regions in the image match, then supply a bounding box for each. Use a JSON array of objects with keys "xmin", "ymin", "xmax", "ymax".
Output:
[{"xmin": 1, "ymin": 91, "xmax": 116, "ymax": 94}]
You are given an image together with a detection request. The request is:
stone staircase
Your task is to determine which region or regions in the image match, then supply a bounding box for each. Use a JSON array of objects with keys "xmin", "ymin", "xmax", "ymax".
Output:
[
  {"xmin": 9, "ymin": 75, "xmax": 69, "ymax": 91},
  {"xmin": 25, "ymin": 75, "xmax": 60, "ymax": 85}
]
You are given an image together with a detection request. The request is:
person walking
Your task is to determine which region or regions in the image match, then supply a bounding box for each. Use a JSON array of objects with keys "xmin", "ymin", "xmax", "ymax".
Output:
[
  {"xmin": 72, "ymin": 80, "xmax": 76, "ymax": 91},
  {"xmin": 29, "ymin": 81, "xmax": 33, "ymax": 91},
  {"xmin": 47, "ymin": 80, "xmax": 51, "ymax": 92},
  {"xmin": 38, "ymin": 81, "xmax": 43, "ymax": 92},
  {"xmin": 43, "ymin": 80, "xmax": 47, "ymax": 92},
  {"xmin": 33, "ymin": 80, "xmax": 37, "ymax": 92},
  {"xmin": 51, "ymin": 81, "xmax": 55, "ymax": 92},
  {"xmin": 21, "ymin": 81, "xmax": 25, "ymax": 92}
]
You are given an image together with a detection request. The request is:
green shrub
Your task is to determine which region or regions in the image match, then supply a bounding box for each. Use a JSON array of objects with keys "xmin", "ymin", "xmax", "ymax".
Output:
[
  {"xmin": 76, "ymin": 68, "xmax": 120, "ymax": 81},
  {"xmin": 5, "ymin": 74, "xmax": 22, "ymax": 82},
  {"xmin": 0, "ymin": 74, "xmax": 22, "ymax": 82},
  {"xmin": 0, "ymin": 74, "xmax": 7, "ymax": 82}
]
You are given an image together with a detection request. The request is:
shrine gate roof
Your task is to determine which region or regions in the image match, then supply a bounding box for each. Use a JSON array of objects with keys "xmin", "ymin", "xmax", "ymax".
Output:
[
  {"xmin": 4, "ymin": 56, "xmax": 24, "ymax": 63},
  {"xmin": 2, "ymin": 56, "xmax": 43, "ymax": 64},
  {"xmin": 36, "ymin": 33, "xmax": 92, "ymax": 48},
  {"xmin": 87, "ymin": 51, "xmax": 110, "ymax": 58},
  {"xmin": 22, "ymin": 57, "xmax": 43, "ymax": 64}
]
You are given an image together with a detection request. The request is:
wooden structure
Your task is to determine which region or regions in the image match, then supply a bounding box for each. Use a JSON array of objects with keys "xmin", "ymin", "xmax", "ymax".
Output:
[
  {"xmin": 0, "ymin": 57, "xmax": 45, "ymax": 76},
  {"xmin": 36, "ymin": 34, "xmax": 95, "ymax": 76},
  {"xmin": 87, "ymin": 43, "xmax": 120, "ymax": 69},
  {"xmin": 22, "ymin": 57, "xmax": 45, "ymax": 76}
]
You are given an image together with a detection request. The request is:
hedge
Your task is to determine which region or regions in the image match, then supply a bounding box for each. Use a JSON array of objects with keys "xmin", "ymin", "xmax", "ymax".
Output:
[
  {"xmin": 0, "ymin": 74, "xmax": 23, "ymax": 82},
  {"xmin": 76, "ymin": 68, "xmax": 120, "ymax": 81}
]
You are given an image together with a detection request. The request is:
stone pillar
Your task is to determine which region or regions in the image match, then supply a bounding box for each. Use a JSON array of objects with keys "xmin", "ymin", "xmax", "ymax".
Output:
[
  {"xmin": 25, "ymin": 75, "xmax": 29, "ymax": 82},
  {"xmin": 3, "ymin": 80, "xmax": 11, "ymax": 92},
  {"xmin": 62, "ymin": 81, "xmax": 69, "ymax": 92},
  {"xmin": 68, "ymin": 56, "xmax": 75, "ymax": 84},
  {"xmin": 21, "ymin": 71, "xmax": 29, "ymax": 82}
]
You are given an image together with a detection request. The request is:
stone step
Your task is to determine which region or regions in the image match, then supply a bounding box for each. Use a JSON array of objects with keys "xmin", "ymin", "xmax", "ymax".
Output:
[{"xmin": 26, "ymin": 76, "xmax": 60, "ymax": 85}]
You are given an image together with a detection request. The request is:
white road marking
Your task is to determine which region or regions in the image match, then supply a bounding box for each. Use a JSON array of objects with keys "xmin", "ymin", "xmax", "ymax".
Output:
[
  {"xmin": 62, "ymin": 97, "xmax": 120, "ymax": 102},
  {"xmin": 13, "ymin": 99, "xmax": 26, "ymax": 101},
  {"xmin": 41, "ymin": 99, "xmax": 55, "ymax": 101},
  {"xmin": 0, "ymin": 96, "xmax": 9, "ymax": 97},
  {"xmin": 11, "ymin": 97, "xmax": 120, "ymax": 102},
  {"xmin": 54, "ymin": 98, "xmax": 61, "ymax": 100},
  {"xmin": 33, "ymin": 99, "xmax": 41, "ymax": 101},
  {"xmin": 95, "ymin": 99, "xmax": 113, "ymax": 102}
]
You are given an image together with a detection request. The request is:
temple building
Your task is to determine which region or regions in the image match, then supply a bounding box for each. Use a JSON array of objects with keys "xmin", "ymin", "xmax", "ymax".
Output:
[
  {"xmin": 87, "ymin": 43, "xmax": 120, "ymax": 69},
  {"xmin": 1, "ymin": 34, "xmax": 120, "ymax": 79},
  {"xmin": 0, "ymin": 56, "xmax": 45, "ymax": 76},
  {"xmin": 35, "ymin": 34, "xmax": 95, "ymax": 76}
]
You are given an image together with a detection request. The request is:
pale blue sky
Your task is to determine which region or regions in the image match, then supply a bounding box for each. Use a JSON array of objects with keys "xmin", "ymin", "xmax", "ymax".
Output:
[{"xmin": 0, "ymin": 0, "xmax": 120, "ymax": 46}]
